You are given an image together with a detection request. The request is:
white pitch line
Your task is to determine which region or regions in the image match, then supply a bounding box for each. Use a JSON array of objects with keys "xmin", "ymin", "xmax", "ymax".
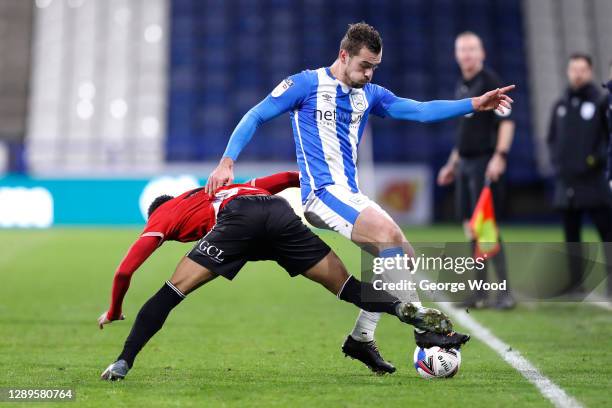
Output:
[
  {"xmin": 588, "ymin": 301, "xmax": 612, "ymax": 312},
  {"xmin": 583, "ymin": 293, "xmax": 612, "ymax": 312},
  {"xmin": 437, "ymin": 303, "xmax": 583, "ymax": 408}
]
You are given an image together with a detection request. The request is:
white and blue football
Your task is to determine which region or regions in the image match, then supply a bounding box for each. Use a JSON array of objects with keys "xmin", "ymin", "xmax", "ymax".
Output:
[{"xmin": 413, "ymin": 346, "xmax": 461, "ymax": 379}]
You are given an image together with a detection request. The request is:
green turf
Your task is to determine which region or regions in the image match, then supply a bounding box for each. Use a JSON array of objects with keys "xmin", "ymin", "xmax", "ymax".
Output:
[{"xmin": 0, "ymin": 226, "xmax": 610, "ymax": 407}]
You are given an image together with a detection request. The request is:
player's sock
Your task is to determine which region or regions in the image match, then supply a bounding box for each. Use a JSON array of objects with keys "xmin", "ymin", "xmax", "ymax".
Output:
[
  {"xmin": 117, "ymin": 281, "xmax": 185, "ymax": 368},
  {"xmin": 350, "ymin": 311, "xmax": 381, "ymax": 342},
  {"xmin": 379, "ymin": 246, "xmax": 422, "ymax": 305},
  {"xmin": 338, "ymin": 276, "xmax": 401, "ymax": 316},
  {"xmin": 348, "ymin": 246, "xmax": 420, "ymax": 342}
]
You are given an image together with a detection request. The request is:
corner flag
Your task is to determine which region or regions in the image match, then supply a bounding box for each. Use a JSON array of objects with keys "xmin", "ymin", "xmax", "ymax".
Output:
[{"xmin": 469, "ymin": 183, "xmax": 500, "ymax": 258}]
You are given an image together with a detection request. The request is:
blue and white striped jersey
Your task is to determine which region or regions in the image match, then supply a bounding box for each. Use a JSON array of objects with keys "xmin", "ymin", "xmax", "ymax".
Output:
[
  {"xmin": 274, "ymin": 67, "xmax": 395, "ymax": 201},
  {"xmin": 222, "ymin": 67, "xmax": 474, "ymax": 202}
]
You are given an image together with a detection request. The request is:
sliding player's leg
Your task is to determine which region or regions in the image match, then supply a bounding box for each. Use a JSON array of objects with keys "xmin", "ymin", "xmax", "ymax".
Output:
[
  {"xmin": 301, "ymin": 251, "xmax": 453, "ymax": 331},
  {"xmin": 101, "ymin": 258, "xmax": 218, "ymax": 381},
  {"xmin": 302, "ymin": 250, "xmax": 400, "ymax": 315}
]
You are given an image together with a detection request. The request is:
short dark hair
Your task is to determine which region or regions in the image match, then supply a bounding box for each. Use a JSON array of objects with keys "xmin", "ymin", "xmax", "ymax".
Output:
[
  {"xmin": 148, "ymin": 195, "xmax": 174, "ymax": 218},
  {"xmin": 569, "ymin": 52, "xmax": 593, "ymax": 68},
  {"xmin": 340, "ymin": 22, "xmax": 382, "ymax": 57}
]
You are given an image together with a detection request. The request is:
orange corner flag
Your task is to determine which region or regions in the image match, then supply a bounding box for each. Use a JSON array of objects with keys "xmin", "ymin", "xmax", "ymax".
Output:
[{"xmin": 469, "ymin": 185, "xmax": 500, "ymax": 258}]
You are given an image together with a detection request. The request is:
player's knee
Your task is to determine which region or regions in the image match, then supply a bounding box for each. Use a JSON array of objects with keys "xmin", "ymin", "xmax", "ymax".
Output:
[
  {"xmin": 377, "ymin": 222, "xmax": 404, "ymax": 245},
  {"xmin": 403, "ymin": 241, "xmax": 416, "ymax": 259}
]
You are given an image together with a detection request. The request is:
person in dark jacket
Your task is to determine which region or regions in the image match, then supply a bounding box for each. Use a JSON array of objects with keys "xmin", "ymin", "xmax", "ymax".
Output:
[{"xmin": 547, "ymin": 53, "xmax": 612, "ymax": 296}]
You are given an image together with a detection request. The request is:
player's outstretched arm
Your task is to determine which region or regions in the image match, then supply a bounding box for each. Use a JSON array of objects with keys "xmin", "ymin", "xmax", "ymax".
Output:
[
  {"xmin": 382, "ymin": 96, "xmax": 474, "ymax": 123},
  {"xmin": 98, "ymin": 236, "xmax": 160, "ymax": 329},
  {"xmin": 373, "ymin": 84, "xmax": 514, "ymax": 123},
  {"xmin": 248, "ymin": 171, "xmax": 300, "ymax": 194}
]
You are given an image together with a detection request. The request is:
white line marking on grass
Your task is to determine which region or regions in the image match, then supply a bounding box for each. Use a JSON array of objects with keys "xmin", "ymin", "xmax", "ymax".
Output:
[
  {"xmin": 437, "ymin": 303, "xmax": 583, "ymax": 408},
  {"xmin": 588, "ymin": 302, "xmax": 612, "ymax": 312},
  {"xmin": 584, "ymin": 293, "xmax": 612, "ymax": 311}
]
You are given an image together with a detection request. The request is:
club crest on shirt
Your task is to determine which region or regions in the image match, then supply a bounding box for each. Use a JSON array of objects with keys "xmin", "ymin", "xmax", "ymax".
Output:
[
  {"xmin": 349, "ymin": 92, "xmax": 367, "ymax": 112},
  {"xmin": 580, "ymin": 102, "xmax": 595, "ymax": 121},
  {"xmin": 271, "ymin": 78, "xmax": 294, "ymax": 97}
]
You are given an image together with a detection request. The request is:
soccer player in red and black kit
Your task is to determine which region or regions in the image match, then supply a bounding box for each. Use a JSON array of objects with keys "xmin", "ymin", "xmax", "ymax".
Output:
[{"xmin": 98, "ymin": 171, "xmax": 469, "ymax": 380}]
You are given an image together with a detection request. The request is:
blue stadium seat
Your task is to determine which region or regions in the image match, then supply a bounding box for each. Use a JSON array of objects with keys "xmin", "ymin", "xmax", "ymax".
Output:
[{"xmin": 166, "ymin": 0, "xmax": 536, "ymax": 181}]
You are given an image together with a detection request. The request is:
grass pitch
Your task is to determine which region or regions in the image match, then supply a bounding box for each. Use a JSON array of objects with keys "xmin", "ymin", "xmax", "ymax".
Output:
[{"xmin": 0, "ymin": 226, "xmax": 610, "ymax": 407}]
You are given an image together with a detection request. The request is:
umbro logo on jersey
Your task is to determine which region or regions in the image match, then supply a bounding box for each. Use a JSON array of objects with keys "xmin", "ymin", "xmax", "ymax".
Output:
[{"xmin": 322, "ymin": 93, "xmax": 332, "ymax": 102}]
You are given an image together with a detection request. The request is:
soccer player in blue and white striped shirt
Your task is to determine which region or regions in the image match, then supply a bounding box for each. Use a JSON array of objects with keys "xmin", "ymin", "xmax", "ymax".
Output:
[{"xmin": 207, "ymin": 22, "xmax": 513, "ymax": 374}]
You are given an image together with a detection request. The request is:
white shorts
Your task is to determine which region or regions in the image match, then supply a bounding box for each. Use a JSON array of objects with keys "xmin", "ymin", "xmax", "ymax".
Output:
[{"xmin": 302, "ymin": 184, "xmax": 391, "ymax": 239}]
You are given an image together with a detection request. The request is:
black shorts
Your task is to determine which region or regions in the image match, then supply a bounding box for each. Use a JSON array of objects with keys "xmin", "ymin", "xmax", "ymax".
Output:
[
  {"xmin": 456, "ymin": 155, "xmax": 504, "ymax": 221},
  {"xmin": 187, "ymin": 195, "xmax": 331, "ymax": 280}
]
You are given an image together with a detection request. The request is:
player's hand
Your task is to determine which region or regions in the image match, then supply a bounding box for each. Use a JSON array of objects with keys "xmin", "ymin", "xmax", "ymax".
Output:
[
  {"xmin": 437, "ymin": 164, "xmax": 456, "ymax": 186},
  {"xmin": 97, "ymin": 311, "xmax": 125, "ymax": 330},
  {"xmin": 205, "ymin": 157, "xmax": 235, "ymax": 194},
  {"xmin": 472, "ymin": 85, "xmax": 515, "ymax": 114},
  {"xmin": 485, "ymin": 153, "xmax": 506, "ymax": 182}
]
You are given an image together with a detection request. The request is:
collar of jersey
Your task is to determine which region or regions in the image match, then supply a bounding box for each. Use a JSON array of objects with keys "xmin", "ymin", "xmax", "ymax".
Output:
[{"xmin": 325, "ymin": 66, "xmax": 352, "ymax": 94}]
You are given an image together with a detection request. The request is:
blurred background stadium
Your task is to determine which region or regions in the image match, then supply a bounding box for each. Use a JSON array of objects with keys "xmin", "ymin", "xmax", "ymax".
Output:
[{"xmin": 1, "ymin": 0, "xmax": 611, "ymax": 227}]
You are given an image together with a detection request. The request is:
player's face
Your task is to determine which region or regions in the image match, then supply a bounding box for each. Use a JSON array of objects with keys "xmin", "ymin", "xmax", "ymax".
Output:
[
  {"xmin": 455, "ymin": 35, "xmax": 484, "ymax": 72},
  {"xmin": 567, "ymin": 59, "xmax": 592, "ymax": 89},
  {"xmin": 343, "ymin": 47, "xmax": 382, "ymax": 88}
]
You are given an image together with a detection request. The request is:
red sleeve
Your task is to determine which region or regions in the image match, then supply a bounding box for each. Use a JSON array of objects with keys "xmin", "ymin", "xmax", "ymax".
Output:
[
  {"xmin": 106, "ymin": 236, "xmax": 161, "ymax": 320},
  {"xmin": 249, "ymin": 171, "xmax": 300, "ymax": 194}
]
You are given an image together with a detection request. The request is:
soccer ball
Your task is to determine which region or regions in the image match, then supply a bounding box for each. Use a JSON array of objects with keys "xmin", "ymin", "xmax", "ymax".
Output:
[{"xmin": 413, "ymin": 346, "xmax": 461, "ymax": 379}]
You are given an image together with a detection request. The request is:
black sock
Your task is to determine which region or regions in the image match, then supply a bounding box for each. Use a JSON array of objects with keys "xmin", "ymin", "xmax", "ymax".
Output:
[
  {"xmin": 117, "ymin": 281, "xmax": 185, "ymax": 368},
  {"xmin": 338, "ymin": 276, "xmax": 400, "ymax": 316}
]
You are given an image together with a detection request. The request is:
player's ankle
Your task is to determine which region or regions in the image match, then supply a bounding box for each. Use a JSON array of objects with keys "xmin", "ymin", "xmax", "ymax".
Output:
[{"xmin": 350, "ymin": 332, "xmax": 374, "ymax": 343}]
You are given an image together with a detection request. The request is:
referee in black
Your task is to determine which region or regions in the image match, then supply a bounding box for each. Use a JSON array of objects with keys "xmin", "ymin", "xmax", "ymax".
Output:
[{"xmin": 437, "ymin": 31, "xmax": 516, "ymax": 309}]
